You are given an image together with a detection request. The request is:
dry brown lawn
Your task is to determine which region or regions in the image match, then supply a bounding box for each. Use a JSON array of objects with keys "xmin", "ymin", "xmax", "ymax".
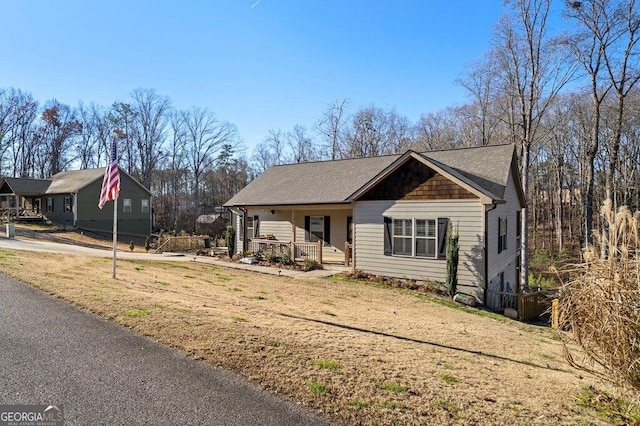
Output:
[{"xmin": 0, "ymin": 229, "xmax": 619, "ymax": 425}]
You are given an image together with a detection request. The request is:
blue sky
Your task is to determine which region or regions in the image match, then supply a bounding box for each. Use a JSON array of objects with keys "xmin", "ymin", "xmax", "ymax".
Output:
[{"xmin": 1, "ymin": 1, "xmax": 508, "ymax": 154}]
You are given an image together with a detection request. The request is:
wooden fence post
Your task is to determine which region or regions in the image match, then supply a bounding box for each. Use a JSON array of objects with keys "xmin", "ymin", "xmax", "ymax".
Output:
[
  {"xmin": 317, "ymin": 241, "xmax": 323, "ymax": 264},
  {"xmin": 551, "ymin": 299, "xmax": 559, "ymax": 330}
]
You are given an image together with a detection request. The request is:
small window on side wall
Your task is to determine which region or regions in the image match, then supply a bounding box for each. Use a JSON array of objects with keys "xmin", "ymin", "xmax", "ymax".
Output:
[
  {"xmin": 64, "ymin": 196, "xmax": 73, "ymax": 212},
  {"xmin": 46, "ymin": 197, "xmax": 54, "ymax": 213},
  {"xmin": 498, "ymin": 217, "xmax": 507, "ymax": 253},
  {"xmin": 141, "ymin": 199, "xmax": 149, "ymax": 213},
  {"xmin": 123, "ymin": 198, "xmax": 132, "ymax": 213}
]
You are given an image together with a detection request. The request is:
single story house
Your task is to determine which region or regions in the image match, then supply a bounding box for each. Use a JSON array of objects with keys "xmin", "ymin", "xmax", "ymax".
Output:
[
  {"xmin": 224, "ymin": 143, "xmax": 525, "ymax": 309},
  {"xmin": 0, "ymin": 167, "xmax": 152, "ymax": 236}
]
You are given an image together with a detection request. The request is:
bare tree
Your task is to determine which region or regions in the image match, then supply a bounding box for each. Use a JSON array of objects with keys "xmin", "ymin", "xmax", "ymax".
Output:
[
  {"xmin": 412, "ymin": 110, "xmax": 457, "ymax": 151},
  {"xmin": 457, "ymin": 54, "xmax": 503, "ymax": 146},
  {"xmin": 317, "ymin": 98, "xmax": 349, "ymax": 160},
  {"xmin": 182, "ymin": 106, "xmax": 239, "ymax": 228},
  {"xmin": 76, "ymin": 102, "xmax": 111, "ymax": 169},
  {"xmin": 493, "ymin": 0, "xmax": 574, "ymax": 288},
  {"xmin": 342, "ymin": 105, "xmax": 410, "ymax": 158},
  {"xmin": 109, "ymin": 101, "xmax": 138, "ymax": 175},
  {"xmin": 130, "ymin": 88, "xmax": 171, "ymax": 188},
  {"xmin": 0, "ymin": 89, "xmax": 38, "ymax": 177},
  {"xmin": 286, "ymin": 124, "xmax": 318, "ymax": 163},
  {"xmin": 600, "ymin": 0, "xmax": 640, "ymax": 210},
  {"xmin": 38, "ymin": 100, "xmax": 82, "ymax": 176},
  {"xmin": 564, "ymin": 0, "xmax": 620, "ymax": 245},
  {"xmin": 251, "ymin": 129, "xmax": 286, "ymax": 173}
]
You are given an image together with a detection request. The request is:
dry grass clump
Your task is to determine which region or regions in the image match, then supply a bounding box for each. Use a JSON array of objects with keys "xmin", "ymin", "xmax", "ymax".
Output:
[{"xmin": 558, "ymin": 200, "xmax": 640, "ymax": 394}]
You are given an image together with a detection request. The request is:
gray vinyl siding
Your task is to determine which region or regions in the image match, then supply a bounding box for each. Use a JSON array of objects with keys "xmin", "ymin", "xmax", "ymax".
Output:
[
  {"xmin": 44, "ymin": 194, "xmax": 74, "ymax": 226},
  {"xmin": 354, "ymin": 200, "xmax": 485, "ymax": 299},
  {"xmin": 486, "ymin": 172, "xmax": 521, "ymax": 286},
  {"xmin": 73, "ymin": 175, "xmax": 151, "ymax": 236}
]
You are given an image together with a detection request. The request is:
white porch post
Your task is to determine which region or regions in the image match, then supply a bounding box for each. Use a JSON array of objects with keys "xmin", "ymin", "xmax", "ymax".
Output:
[{"xmin": 290, "ymin": 210, "xmax": 296, "ymax": 258}]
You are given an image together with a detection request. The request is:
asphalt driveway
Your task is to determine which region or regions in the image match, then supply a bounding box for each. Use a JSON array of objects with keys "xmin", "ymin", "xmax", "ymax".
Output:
[{"xmin": 0, "ymin": 275, "xmax": 330, "ymax": 425}]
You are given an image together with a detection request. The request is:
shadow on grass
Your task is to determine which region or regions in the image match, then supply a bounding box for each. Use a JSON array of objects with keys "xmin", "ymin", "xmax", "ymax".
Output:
[{"xmin": 278, "ymin": 312, "xmax": 570, "ymax": 374}]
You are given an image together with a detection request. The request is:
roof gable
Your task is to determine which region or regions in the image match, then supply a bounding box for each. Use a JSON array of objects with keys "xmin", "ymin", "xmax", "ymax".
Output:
[{"xmin": 358, "ymin": 156, "xmax": 478, "ymax": 201}]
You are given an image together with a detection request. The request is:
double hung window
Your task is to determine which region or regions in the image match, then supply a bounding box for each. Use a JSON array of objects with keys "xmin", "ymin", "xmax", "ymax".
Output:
[{"xmin": 392, "ymin": 218, "xmax": 438, "ymax": 258}]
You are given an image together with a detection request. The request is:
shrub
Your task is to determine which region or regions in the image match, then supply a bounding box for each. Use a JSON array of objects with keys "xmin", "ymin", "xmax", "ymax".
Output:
[
  {"xmin": 144, "ymin": 236, "xmax": 151, "ymax": 252},
  {"xmin": 225, "ymin": 226, "xmax": 235, "ymax": 257},
  {"xmin": 128, "ymin": 241, "xmax": 135, "ymax": 252},
  {"xmin": 445, "ymin": 222, "xmax": 460, "ymax": 297},
  {"xmin": 281, "ymin": 246, "xmax": 294, "ymax": 265},
  {"xmin": 559, "ymin": 200, "xmax": 640, "ymax": 392},
  {"xmin": 303, "ymin": 258, "xmax": 323, "ymax": 271},
  {"xmin": 263, "ymin": 251, "xmax": 278, "ymax": 263}
]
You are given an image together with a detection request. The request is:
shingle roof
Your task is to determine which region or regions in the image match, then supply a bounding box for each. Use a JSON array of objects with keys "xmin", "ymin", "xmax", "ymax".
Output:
[
  {"xmin": 0, "ymin": 177, "xmax": 52, "ymax": 196},
  {"xmin": 46, "ymin": 168, "xmax": 106, "ymax": 194},
  {"xmin": 224, "ymin": 154, "xmax": 401, "ymax": 206},
  {"xmin": 0, "ymin": 167, "xmax": 151, "ymax": 196},
  {"xmin": 423, "ymin": 143, "xmax": 516, "ymax": 200},
  {"xmin": 224, "ymin": 144, "xmax": 518, "ymax": 207}
]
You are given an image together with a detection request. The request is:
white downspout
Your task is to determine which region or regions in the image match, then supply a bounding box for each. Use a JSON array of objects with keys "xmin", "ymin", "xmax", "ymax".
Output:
[{"xmin": 73, "ymin": 192, "xmax": 78, "ymax": 226}]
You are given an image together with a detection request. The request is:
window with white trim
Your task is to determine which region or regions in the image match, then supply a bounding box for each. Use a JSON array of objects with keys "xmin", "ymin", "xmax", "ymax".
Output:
[
  {"xmin": 415, "ymin": 219, "xmax": 437, "ymax": 258},
  {"xmin": 64, "ymin": 196, "xmax": 72, "ymax": 212},
  {"xmin": 385, "ymin": 217, "xmax": 448, "ymax": 259},
  {"xmin": 123, "ymin": 198, "xmax": 132, "ymax": 213},
  {"xmin": 141, "ymin": 199, "xmax": 149, "ymax": 213},
  {"xmin": 392, "ymin": 219, "xmax": 413, "ymax": 256},
  {"xmin": 498, "ymin": 217, "xmax": 507, "ymax": 253}
]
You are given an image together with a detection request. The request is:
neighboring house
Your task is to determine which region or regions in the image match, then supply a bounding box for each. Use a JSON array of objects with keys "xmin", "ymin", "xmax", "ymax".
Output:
[
  {"xmin": 224, "ymin": 143, "xmax": 525, "ymax": 310},
  {"xmin": 195, "ymin": 213, "xmax": 228, "ymax": 236},
  {"xmin": 0, "ymin": 167, "xmax": 152, "ymax": 236}
]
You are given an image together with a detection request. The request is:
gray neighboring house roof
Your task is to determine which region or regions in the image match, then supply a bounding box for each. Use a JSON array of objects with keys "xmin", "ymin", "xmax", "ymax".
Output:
[
  {"xmin": 225, "ymin": 144, "xmax": 520, "ymax": 207},
  {"xmin": 0, "ymin": 167, "xmax": 152, "ymax": 197},
  {"xmin": 0, "ymin": 177, "xmax": 52, "ymax": 196},
  {"xmin": 45, "ymin": 168, "xmax": 106, "ymax": 194},
  {"xmin": 196, "ymin": 214, "xmax": 224, "ymax": 224}
]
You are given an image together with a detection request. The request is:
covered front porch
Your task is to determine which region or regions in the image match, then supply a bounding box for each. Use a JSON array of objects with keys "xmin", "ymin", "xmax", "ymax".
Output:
[
  {"xmin": 234, "ymin": 204, "xmax": 354, "ymax": 265},
  {"xmin": 0, "ymin": 194, "xmax": 44, "ymax": 222}
]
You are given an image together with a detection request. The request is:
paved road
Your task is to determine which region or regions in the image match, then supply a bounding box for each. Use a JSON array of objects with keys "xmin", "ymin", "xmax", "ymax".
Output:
[{"xmin": 0, "ymin": 275, "xmax": 330, "ymax": 425}]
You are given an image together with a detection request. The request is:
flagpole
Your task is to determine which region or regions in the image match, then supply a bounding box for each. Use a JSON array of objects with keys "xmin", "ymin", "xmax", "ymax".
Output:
[
  {"xmin": 112, "ymin": 194, "xmax": 118, "ymax": 278},
  {"xmin": 100, "ymin": 134, "xmax": 121, "ymax": 279}
]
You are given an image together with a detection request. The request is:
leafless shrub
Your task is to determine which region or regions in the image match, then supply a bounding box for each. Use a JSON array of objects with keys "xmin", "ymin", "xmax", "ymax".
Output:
[{"xmin": 559, "ymin": 200, "xmax": 640, "ymax": 392}]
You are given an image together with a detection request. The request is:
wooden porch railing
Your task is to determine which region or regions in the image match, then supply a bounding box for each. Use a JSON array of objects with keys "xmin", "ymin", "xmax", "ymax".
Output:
[
  {"xmin": 293, "ymin": 241, "xmax": 323, "ymax": 264},
  {"xmin": 248, "ymin": 239, "xmax": 323, "ymax": 263},
  {"xmin": 1, "ymin": 208, "xmax": 44, "ymax": 222}
]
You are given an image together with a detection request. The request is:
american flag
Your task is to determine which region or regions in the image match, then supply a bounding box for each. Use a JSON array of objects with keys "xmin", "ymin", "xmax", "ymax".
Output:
[{"xmin": 98, "ymin": 139, "xmax": 120, "ymax": 209}]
